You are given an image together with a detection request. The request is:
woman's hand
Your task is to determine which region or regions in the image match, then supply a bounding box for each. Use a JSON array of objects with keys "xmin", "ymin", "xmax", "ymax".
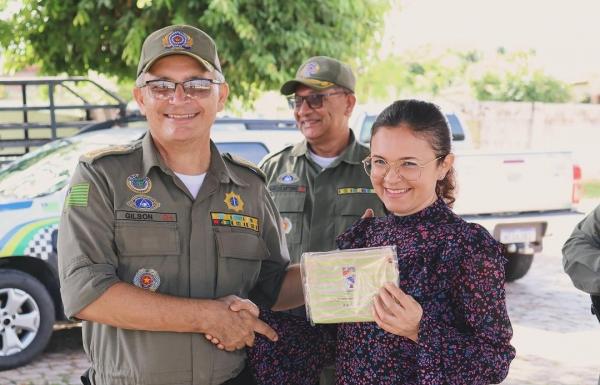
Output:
[
  {"xmin": 373, "ymin": 282, "xmax": 423, "ymax": 342},
  {"xmin": 205, "ymin": 295, "xmax": 262, "ymax": 349}
]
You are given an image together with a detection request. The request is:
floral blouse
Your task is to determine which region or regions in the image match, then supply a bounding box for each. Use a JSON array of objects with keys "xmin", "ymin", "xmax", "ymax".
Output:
[{"xmin": 333, "ymin": 198, "xmax": 515, "ymax": 385}]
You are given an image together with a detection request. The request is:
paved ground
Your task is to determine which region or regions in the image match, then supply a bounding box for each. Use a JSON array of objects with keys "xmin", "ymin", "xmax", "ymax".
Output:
[{"xmin": 1, "ymin": 200, "xmax": 599, "ymax": 385}]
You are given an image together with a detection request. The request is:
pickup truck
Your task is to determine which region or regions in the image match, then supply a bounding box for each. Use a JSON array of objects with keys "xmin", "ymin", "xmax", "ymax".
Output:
[{"xmin": 351, "ymin": 107, "xmax": 582, "ymax": 282}]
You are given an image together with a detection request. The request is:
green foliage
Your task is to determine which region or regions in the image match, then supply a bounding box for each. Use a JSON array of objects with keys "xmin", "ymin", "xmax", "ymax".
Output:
[
  {"xmin": 2, "ymin": 0, "xmax": 388, "ymax": 104},
  {"xmin": 470, "ymin": 49, "xmax": 570, "ymax": 103},
  {"xmin": 357, "ymin": 48, "xmax": 572, "ymax": 104}
]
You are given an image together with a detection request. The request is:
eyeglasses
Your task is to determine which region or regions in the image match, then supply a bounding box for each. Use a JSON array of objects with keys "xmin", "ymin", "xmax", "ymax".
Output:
[
  {"xmin": 362, "ymin": 155, "xmax": 444, "ymax": 181},
  {"xmin": 287, "ymin": 91, "xmax": 348, "ymax": 110},
  {"xmin": 140, "ymin": 78, "xmax": 224, "ymax": 100}
]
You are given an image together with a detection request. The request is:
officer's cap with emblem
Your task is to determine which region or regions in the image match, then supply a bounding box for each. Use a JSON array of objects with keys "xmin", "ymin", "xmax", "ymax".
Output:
[
  {"xmin": 280, "ymin": 56, "xmax": 355, "ymax": 95},
  {"xmin": 136, "ymin": 24, "xmax": 223, "ymax": 80}
]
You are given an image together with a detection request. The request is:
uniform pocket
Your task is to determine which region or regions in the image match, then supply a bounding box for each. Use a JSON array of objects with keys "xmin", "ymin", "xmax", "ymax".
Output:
[
  {"xmin": 214, "ymin": 229, "xmax": 269, "ymax": 297},
  {"xmin": 272, "ymin": 191, "xmax": 305, "ymax": 245},
  {"xmin": 115, "ymin": 222, "xmax": 180, "ymax": 257},
  {"xmin": 334, "ymin": 194, "xmax": 381, "ymax": 236}
]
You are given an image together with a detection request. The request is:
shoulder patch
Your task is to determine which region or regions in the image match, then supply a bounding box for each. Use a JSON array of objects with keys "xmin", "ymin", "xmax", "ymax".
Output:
[
  {"xmin": 223, "ymin": 153, "xmax": 267, "ymax": 182},
  {"xmin": 79, "ymin": 142, "xmax": 140, "ymax": 164}
]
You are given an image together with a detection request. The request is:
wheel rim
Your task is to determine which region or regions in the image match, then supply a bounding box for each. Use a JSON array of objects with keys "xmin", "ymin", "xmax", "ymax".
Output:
[{"xmin": 0, "ymin": 288, "xmax": 41, "ymax": 356}]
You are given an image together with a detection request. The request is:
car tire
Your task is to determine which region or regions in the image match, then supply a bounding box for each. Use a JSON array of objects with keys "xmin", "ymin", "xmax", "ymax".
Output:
[
  {"xmin": 0, "ymin": 269, "xmax": 55, "ymax": 370},
  {"xmin": 504, "ymin": 253, "xmax": 534, "ymax": 282}
]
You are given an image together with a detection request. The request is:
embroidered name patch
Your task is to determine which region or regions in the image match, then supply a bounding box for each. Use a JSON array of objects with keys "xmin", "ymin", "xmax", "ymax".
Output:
[
  {"xmin": 65, "ymin": 183, "xmax": 90, "ymax": 207},
  {"xmin": 211, "ymin": 212, "xmax": 259, "ymax": 232},
  {"xmin": 269, "ymin": 185, "xmax": 307, "ymax": 193},
  {"xmin": 337, "ymin": 187, "xmax": 375, "ymax": 195},
  {"xmin": 116, "ymin": 211, "xmax": 177, "ymax": 222}
]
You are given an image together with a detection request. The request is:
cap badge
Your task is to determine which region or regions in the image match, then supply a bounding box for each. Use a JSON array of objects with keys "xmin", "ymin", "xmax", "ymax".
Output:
[
  {"xmin": 277, "ymin": 172, "xmax": 299, "ymax": 184},
  {"xmin": 126, "ymin": 174, "xmax": 152, "ymax": 194},
  {"xmin": 301, "ymin": 62, "xmax": 320, "ymax": 78},
  {"xmin": 224, "ymin": 192, "xmax": 245, "ymax": 213},
  {"xmin": 162, "ymin": 31, "xmax": 193, "ymax": 49},
  {"xmin": 127, "ymin": 194, "xmax": 161, "ymax": 211},
  {"xmin": 133, "ymin": 268, "xmax": 161, "ymax": 291}
]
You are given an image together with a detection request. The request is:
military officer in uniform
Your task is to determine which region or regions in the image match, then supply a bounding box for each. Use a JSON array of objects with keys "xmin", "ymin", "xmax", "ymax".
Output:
[
  {"xmin": 246, "ymin": 57, "xmax": 387, "ymax": 384},
  {"xmin": 563, "ymin": 203, "xmax": 600, "ymax": 323},
  {"xmin": 58, "ymin": 24, "xmax": 303, "ymax": 385}
]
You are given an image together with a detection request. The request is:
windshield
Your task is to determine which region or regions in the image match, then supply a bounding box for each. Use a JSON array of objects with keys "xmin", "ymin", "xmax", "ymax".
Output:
[{"xmin": 0, "ymin": 133, "xmax": 139, "ymax": 200}]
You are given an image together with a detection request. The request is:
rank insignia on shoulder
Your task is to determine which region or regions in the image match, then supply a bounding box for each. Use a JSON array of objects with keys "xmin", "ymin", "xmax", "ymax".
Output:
[
  {"xmin": 133, "ymin": 268, "xmax": 161, "ymax": 291},
  {"xmin": 224, "ymin": 192, "xmax": 244, "ymax": 212},
  {"xmin": 127, "ymin": 195, "xmax": 161, "ymax": 211},
  {"xmin": 126, "ymin": 174, "xmax": 152, "ymax": 194},
  {"xmin": 277, "ymin": 172, "xmax": 299, "ymax": 184},
  {"xmin": 337, "ymin": 187, "xmax": 375, "ymax": 195}
]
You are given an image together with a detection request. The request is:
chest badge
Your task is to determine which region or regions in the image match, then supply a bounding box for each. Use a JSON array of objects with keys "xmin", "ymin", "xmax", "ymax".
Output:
[
  {"xmin": 126, "ymin": 174, "xmax": 152, "ymax": 194},
  {"xmin": 224, "ymin": 192, "xmax": 245, "ymax": 213},
  {"xmin": 133, "ymin": 268, "xmax": 161, "ymax": 291},
  {"xmin": 277, "ymin": 172, "xmax": 299, "ymax": 184},
  {"xmin": 127, "ymin": 195, "xmax": 161, "ymax": 211},
  {"xmin": 281, "ymin": 217, "xmax": 293, "ymax": 235}
]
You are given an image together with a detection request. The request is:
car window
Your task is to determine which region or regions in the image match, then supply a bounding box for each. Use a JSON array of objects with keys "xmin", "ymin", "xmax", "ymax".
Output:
[
  {"xmin": 215, "ymin": 142, "xmax": 269, "ymax": 165},
  {"xmin": 0, "ymin": 133, "xmax": 140, "ymax": 200}
]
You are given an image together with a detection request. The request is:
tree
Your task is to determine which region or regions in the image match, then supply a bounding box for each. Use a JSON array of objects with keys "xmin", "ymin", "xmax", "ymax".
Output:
[
  {"xmin": 0, "ymin": 0, "xmax": 388, "ymax": 103},
  {"xmin": 470, "ymin": 50, "xmax": 571, "ymax": 103}
]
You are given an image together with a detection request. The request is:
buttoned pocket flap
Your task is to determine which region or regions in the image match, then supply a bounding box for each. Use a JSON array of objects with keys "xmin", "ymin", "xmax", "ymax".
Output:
[
  {"xmin": 115, "ymin": 222, "xmax": 180, "ymax": 257},
  {"xmin": 215, "ymin": 231, "xmax": 269, "ymax": 260},
  {"xmin": 336, "ymin": 194, "xmax": 380, "ymax": 216},
  {"xmin": 272, "ymin": 191, "xmax": 306, "ymax": 212}
]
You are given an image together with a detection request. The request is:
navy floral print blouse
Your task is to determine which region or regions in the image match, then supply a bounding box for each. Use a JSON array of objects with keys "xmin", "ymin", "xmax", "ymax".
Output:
[
  {"xmin": 248, "ymin": 198, "xmax": 515, "ymax": 385},
  {"xmin": 333, "ymin": 198, "xmax": 515, "ymax": 385}
]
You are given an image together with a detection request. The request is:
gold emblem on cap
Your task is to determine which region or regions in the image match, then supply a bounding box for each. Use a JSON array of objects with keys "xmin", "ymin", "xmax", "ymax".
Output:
[
  {"xmin": 224, "ymin": 192, "xmax": 245, "ymax": 213},
  {"xmin": 162, "ymin": 30, "xmax": 193, "ymax": 49}
]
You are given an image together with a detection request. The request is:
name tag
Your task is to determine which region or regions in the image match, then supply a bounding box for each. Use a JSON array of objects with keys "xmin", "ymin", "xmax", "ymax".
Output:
[{"xmin": 116, "ymin": 210, "xmax": 177, "ymax": 222}]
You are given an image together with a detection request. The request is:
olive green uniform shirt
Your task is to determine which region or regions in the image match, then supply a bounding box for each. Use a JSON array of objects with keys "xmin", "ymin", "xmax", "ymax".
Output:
[
  {"xmin": 563, "ymin": 204, "xmax": 600, "ymax": 294},
  {"xmin": 259, "ymin": 131, "xmax": 386, "ymax": 264},
  {"xmin": 58, "ymin": 134, "xmax": 289, "ymax": 385}
]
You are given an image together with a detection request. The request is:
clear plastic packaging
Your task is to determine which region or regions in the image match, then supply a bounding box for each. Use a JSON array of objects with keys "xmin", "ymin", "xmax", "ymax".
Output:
[{"xmin": 300, "ymin": 246, "xmax": 399, "ymax": 325}]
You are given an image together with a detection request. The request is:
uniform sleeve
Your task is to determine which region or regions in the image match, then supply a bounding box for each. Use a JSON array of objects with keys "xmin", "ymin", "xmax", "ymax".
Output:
[
  {"xmin": 58, "ymin": 161, "xmax": 121, "ymax": 319},
  {"xmin": 415, "ymin": 225, "xmax": 515, "ymax": 385},
  {"xmin": 562, "ymin": 204, "xmax": 600, "ymax": 294},
  {"xmin": 249, "ymin": 185, "xmax": 291, "ymax": 308}
]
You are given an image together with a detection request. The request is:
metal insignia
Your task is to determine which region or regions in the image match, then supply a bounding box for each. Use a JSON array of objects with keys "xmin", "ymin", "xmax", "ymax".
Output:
[
  {"xmin": 276, "ymin": 172, "xmax": 300, "ymax": 185},
  {"xmin": 126, "ymin": 174, "xmax": 152, "ymax": 194},
  {"xmin": 133, "ymin": 268, "xmax": 161, "ymax": 291},
  {"xmin": 162, "ymin": 31, "xmax": 193, "ymax": 49},
  {"xmin": 301, "ymin": 62, "xmax": 320, "ymax": 77},
  {"xmin": 127, "ymin": 195, "xmax": 161, "ymax": 211},
  {"xmin": 224, "ymin": 192, "xmax": 244, "ymax": 213}
]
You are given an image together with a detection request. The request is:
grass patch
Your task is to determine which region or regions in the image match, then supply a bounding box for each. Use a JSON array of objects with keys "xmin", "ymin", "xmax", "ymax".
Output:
[{"xmin": 583, "ymin": 180, "xmax": 600, "ymax": 198}]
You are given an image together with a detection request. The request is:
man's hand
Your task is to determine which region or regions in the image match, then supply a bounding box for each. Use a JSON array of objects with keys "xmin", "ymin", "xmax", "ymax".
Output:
[
  {"xmin": 203, "ymin": 299, "xmax": 277, "ymax": 351},
  {"xmin": 205, "ymin": 295, "xmax": 262, "ymax": 348}
]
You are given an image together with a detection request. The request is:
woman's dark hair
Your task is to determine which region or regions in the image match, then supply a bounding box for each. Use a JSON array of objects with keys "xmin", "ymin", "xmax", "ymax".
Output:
[{"xmin": 370, "ymin": 99, "xmax": 456, "ymax": 206}]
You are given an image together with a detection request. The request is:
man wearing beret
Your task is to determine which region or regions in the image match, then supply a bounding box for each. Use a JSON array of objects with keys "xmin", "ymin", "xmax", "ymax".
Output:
[{"xmin": 58, "ymin": 24, "xmax": 304, "ymax": 385}]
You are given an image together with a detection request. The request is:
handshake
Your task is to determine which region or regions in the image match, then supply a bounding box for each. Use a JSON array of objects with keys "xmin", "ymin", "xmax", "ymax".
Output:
[{"xmin": 203, "ymin": 295, "xmax": 277, "ymax": 352}]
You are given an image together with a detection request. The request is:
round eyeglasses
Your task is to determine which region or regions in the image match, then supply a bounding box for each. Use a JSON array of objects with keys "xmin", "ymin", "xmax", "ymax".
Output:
[
  {"xmin": 362, "ymin": 155, "xmax": 444, "ymax": 181},
  {"xmin": 140, "ymin": 78, "xmax": 224, "ymax": 100}
]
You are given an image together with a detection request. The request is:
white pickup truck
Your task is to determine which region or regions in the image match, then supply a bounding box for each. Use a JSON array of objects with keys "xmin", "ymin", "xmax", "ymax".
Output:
[{"xmin": 351, "ymin": 108, "xmax": 582, "ymax": 282}]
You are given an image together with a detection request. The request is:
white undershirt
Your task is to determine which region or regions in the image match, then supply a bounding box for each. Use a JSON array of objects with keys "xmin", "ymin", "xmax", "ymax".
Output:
[
  {"xmin": 174, "ymin": 172, "xmax": 206, "ymax": 199},
  {"xmin": 309, "ymin": 150, "xmax": 339, "ymax": 169}
]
